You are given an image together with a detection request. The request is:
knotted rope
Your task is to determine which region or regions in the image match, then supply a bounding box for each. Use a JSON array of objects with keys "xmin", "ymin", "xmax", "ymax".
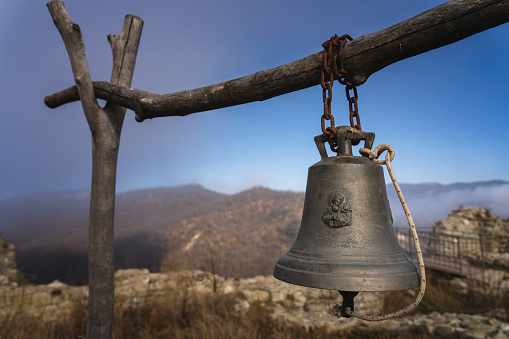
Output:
[{"xmin": 334, "ymin": 144, "xmax": 426, "ymax": 321}]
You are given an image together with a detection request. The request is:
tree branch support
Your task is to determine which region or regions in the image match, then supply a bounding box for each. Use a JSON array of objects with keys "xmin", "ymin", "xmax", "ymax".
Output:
[{"xmin": 46, "ymin": 2, "xmax": 143, "ymax": 338}]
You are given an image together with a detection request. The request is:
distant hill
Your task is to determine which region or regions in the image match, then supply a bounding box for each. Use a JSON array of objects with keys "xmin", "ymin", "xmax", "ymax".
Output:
[
  {"xmin": 0, "ymin": 190, "xmax": 90, "ymax": 251},
  {"xmin": 155, "ymin": 187, "xmax": 304, "ymax": 278},
  {"xmin": 0, "ymin": 185, "xmax": 226, "ymax": 251},
  {"xmin": 0, "ymin": 185, "xmax": 228, "ymax": 284},
  {"xmin": 0, "ymin": 181, "xmax": 507, "ymax": 284}
]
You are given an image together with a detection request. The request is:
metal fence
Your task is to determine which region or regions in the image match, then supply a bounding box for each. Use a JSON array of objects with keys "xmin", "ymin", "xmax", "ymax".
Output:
[{"xmin": 394, "ymin": 228, "xmax": 491, "ymax": 276}]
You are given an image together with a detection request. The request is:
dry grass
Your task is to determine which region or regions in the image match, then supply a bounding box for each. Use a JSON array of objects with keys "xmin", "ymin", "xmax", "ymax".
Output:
[
  {"xmin": 0, "ymin": 288, "xmax": 304, "ymax": 339},
  {"xmin": 1, "ymin": 269, "xmax": 508, "ymax": 339},
  {"xmin": 382, "ymin": 269, "xmax": 509, "ymax": 322},
  {"xmin": 0, "ymin": 303, "xmax": 86, "ymax": 339}
]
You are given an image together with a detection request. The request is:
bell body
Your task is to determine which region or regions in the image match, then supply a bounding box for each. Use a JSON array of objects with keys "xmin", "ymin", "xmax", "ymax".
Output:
[{"xmin": 274, "ymin": 151, "xmax": 419, "ymax": 292}]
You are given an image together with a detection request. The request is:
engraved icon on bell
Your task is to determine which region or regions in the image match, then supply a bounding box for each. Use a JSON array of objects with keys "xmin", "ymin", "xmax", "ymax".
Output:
[{"xmin": 322, "ymin": 190, "xmax": 352, "ymax": 227}]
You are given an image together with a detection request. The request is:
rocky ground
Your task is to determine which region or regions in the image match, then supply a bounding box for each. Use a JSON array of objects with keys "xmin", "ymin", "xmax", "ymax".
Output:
[{"xmin": 1, "ymin": 268, "xmax": 509, "ymax": 338}]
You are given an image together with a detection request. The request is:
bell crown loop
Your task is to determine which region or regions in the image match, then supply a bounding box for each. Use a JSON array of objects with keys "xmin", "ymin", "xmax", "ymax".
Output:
[{"xmin": 315, "ymin": 126, "xmax": 375, "ymax": 159}]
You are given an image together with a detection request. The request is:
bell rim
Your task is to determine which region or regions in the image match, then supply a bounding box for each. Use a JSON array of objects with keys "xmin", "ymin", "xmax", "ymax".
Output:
[
  {"xmin": 273, "ymin": 258, "xmax": 420, "ymax": 292},
  {"xmin": 273, "ymin": 251, "xmax": 420, "ymax": 292}
]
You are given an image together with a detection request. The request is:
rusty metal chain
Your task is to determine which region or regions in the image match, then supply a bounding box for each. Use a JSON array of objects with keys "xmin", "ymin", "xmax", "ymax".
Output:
[
  {"xmin": 321, "ymin": 39, "xmax": 337, "ymax": 151},
  {"xmin": 320, "ymin": 34, "xmax": 361, "ymax": 151}
]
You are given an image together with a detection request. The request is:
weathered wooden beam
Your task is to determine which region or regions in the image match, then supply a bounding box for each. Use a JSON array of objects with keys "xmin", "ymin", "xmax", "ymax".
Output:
[
  {"xmin": 45, "ymin": 0, "xmax": 509, "ymax": 123},
  {"xmin": 46, "ymin": 2, "xmax": 143, "ymax": 338}
]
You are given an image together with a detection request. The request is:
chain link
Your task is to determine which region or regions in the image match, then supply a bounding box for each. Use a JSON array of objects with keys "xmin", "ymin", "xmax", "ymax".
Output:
[
  {"xmin": 320, "ymin": 34, "xmax": 361, "ymax": 151},
  {"xmin": 346, "ymin": 86, "xmax": 361, "ymax": 130},
  {"xmin": 321, "ymin": 39, "xmax": 337, "ymax": 151}
]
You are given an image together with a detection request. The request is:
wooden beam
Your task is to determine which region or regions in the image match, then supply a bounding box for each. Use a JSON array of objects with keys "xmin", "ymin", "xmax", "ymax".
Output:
[{"xmin": 45, "ymin": 0, "xmax": 509, "ymax": 123}]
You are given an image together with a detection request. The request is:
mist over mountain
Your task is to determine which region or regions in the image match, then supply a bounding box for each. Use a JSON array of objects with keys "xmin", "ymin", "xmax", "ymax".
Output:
[
  {"xmin": 387, "ymin": 180, "xmax": 509, "ymax": 228},
  {"xmin": 0, "ymin": 185, "xmax": 228, "ymax": 284},
  {"xmin": 0, "ymin": 181, "xmax": 507, "ymax": 285}
]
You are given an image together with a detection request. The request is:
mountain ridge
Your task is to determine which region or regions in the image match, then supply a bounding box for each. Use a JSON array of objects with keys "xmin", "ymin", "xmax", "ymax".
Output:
[{"xmin": 0, "ymin": 180, "xmax": 507, "ymax": 284}]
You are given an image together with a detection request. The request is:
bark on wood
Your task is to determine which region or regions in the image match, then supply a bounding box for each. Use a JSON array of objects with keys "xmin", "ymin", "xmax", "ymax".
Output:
[
  {"xmin": 46, "ymin": 2, "xmax": 143, "ymax": 338},
  {"xmin": 44, "ymin": 0, "xmax": 509, "ymax": 122}
]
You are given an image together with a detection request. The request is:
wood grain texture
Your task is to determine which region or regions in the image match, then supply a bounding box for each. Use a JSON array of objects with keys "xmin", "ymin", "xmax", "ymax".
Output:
[{"xmin": 45, "ymin": 0, "xmax": 509, "ymax": 122}]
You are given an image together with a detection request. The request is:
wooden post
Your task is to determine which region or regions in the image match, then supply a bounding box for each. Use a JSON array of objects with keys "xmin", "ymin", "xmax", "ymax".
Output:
[{"xmin": 46, "ymin": 2, "xmax": 143, "ymax": 338}]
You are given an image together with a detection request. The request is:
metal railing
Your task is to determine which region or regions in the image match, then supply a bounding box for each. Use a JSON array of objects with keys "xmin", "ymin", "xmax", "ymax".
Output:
[{"xmin": 394, "ymin": 228, "xmax": 490, "ymax": 276}]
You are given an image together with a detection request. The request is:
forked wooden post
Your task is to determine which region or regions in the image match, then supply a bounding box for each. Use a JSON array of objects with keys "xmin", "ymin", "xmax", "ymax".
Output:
[
  {"xmin": 44, "ymin": 0, "xmax": 509, "ymax": 338},
  {"xmin": 46, "ymin": 2, "xmax": 143, "ymax": 338}
]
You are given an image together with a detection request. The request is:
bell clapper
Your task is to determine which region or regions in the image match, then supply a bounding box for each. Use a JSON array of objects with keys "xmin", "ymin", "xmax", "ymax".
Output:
[{"xmin": 335, "ymin": 291, "xmax": 359, "ymax": 318}]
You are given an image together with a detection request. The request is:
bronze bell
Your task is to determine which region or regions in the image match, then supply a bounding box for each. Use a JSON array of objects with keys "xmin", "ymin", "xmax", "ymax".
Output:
[{"xmin": 274, "ymin": 126, "xmax": 419, "ymax": 311}]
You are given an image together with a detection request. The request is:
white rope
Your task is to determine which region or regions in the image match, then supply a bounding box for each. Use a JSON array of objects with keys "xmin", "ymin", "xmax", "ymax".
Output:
[{"xmin": 335, "ymin": 144, "xmax": 426, "ymax": 321}]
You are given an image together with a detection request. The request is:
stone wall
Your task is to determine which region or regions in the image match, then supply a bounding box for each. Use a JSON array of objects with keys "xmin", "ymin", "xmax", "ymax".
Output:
[
  {"xmin": 0, "ymin": 233, "xmax": 24, "ymax": 287},
  {"xmin": 0, "ymin": 269, "xmax": 383, "ymax": 323}
]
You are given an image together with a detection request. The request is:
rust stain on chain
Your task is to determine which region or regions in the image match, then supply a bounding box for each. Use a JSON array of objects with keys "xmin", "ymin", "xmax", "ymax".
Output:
[{"xmin": 320, "ymin": 34, "xmax": 362, "ymax": 152}]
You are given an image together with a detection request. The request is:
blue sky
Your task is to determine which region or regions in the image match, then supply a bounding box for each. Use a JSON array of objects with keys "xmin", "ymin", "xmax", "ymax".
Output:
[{"xmin": 1, "ymin": 0, "xmax": 508, "ymax": 200}]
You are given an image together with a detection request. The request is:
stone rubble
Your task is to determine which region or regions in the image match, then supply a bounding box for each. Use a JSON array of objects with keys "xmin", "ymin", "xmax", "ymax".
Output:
[
  {"xmin": 1, "ymin": 268, "xmax": 508, "ymax": 338},
  {"xmin": 0, "ymin": 233, "xmax": 25, "ymax": 287},
  {"xmin": 432, "ymin": 207, "xmax": 509, "ymax": 270}
]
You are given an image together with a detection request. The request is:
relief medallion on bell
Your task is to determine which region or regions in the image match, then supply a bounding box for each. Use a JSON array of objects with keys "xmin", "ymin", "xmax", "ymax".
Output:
[{"xmin": 321, "ymin": 190, "xmax": 352, "ymax": 227}]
